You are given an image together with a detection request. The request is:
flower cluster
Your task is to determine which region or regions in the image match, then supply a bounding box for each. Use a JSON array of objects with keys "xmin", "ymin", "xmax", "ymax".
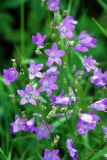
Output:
[
  {"xmin": 3, "ymin": 0, "xmax": 107, "ymax": 159},
  {"xmin": 77, "ymin": 112, "xmax": 100, "ymax": 135}
]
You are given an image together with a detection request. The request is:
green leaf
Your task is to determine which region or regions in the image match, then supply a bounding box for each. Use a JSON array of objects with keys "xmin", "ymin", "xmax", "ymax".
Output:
[
  {"xmin": 92, "ymin": 18, "xmax": 107, "ymax": 37},
  {"xmin": 90, "ymin": 146, "xmax": 107, "ymax": 160},
  {"xmin": 97, "ymin": 0, "xmax": 107, "ymax": 13},
  {"xmin": 1, "ymin": 0, "xmax": 28, "ymax": 9}
]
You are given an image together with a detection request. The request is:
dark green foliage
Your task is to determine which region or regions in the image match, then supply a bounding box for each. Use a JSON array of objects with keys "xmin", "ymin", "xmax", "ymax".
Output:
[{"xmin": 0, "ymin": 0, "xmax": 107, "ymax": 160}]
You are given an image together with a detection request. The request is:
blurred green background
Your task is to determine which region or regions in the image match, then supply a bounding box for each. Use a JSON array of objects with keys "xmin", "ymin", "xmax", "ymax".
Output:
[{"xmin": 0, "ymin": 0, "xmax": 107, "ymax": 160}]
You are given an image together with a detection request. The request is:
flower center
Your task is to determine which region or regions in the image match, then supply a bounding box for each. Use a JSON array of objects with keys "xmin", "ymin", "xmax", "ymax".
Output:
[
  {"xmin": 62, "ymin": 26, "xmax": 66, "ymax": 33},
  {"xmin": 9, "ymin": 71, "xmax": 15, "ymax": 77},
  {"xmin": 25, "ymin": 93, "xmax": 32, "ymax": 101},
  {"xmin": 29, "ymin": 68, "xmax": 36, "ymax": 75},
  {"xmin": 50, "ymin": 52, "xmax": 55, "ymax": 58},
  {"xmin": 43, "ymin": 80, "xmax": 49, "ymax": 87}
]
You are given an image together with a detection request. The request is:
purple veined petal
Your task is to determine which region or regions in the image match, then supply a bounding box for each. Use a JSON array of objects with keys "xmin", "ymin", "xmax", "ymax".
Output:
[
  {"xmin": 60, "ymin": 32, "xmax": 65, "ymax": 39},
  {"xmin": 25, "ymin": 85, "xmax": 32, "ymax": 93},
  {"xmin": 32, "ymin": 35, "xmax": 38, "ymax": 44},
  {"xmin": 39, "ymin": 86, "xmax": 45, "ymax": 92},
  {"xmin": 43, "ymin": 131, "xmax": 50, "ymax": 139},
  {"xmin": 66, "ymin": 31, "xmax": 74, "ymax": 39},
  {"xmin": 39, "ymin": 79, "xmax": 44, "ymax": 84},
  {"xmin": 20, "ymin": 97, "xmax": 28, "ymax": 105},
  {"xmin": 57, "ymin": 50, "xmax": 65, "ymax": 57},
  {"xmin": 46, "ymin": 89, "xmax": 52, "ymax": 95},
  {"xmin": 35, "ymin": 72, "xmax": 43, "ymax": 78},
  {"xmin": 33, "ymin": 89, "xmax": 40, "ymax": 96},
  {"xmin": 55, "ymin": 58, "xmax": 62, "ymax": 65},
  {"xmin": 48, "ymin": 57, "xmax": 54, "ymax": 66},
  {"xmin": 52, "ymin": 43, "xmax": 58, "ymax": 50},
  {"xmin": 45, "ymin": 49, "xmax": 51, "ymax": 56},
  {"xmin": 48, "ymin": 125, "xmax": 55, "ymax": 131},
  {"xmin": 17, "ymin": 90, "xmax": 25, "ymax": 97},
  {"xmin": 29, "ymin": 60, "xmax": 35, "ymax": 67},
  {"xmin": 37, "ymin": 32, "xmax": 42, "ymax": 38},
  {"xmin": 52, "ymin": 149, "xmax": 59, "ymax": 155},
  {"xmin": 75, "ymin": 44, "xmax": 88, "ymax": 52},
  {"xmin": 29, "ymin": 98, "xmax": 36, "ymax": 105},
  {"xmin": 50, "ymin": 76, "xmax": 57, "ymax": 82},
  {"xmin": 33, "ymin": 126, "xmax": 39, "ymax": 132},
  {"xmin": 44, "ymin": 149, "xmax": 50, "ymax": 155},
  {"xmin": 36, "ymin": 64, "xmax": 43, "ymax": 70},
  {"xmin": 50, "ymin": 84, "xmax": 58, "ymax": 90},
  {"xmin": 37, "ymin": 131, "xmax": 43, "ymax": 140}
]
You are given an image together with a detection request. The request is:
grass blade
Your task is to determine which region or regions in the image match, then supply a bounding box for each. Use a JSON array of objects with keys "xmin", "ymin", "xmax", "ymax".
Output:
[{"xmin": 92, "ymin": 18, "xmax": 107, "ymax": 37}]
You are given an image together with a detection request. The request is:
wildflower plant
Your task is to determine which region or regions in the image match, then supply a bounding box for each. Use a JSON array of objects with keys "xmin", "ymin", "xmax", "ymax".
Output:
[{"xmin": 2, "ymin": 0, "xmax": 107, "ymax": 159}]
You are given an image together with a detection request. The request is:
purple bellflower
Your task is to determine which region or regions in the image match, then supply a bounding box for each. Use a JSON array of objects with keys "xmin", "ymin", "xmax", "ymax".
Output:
[
  {"xmin": 17, "ymin": 84, "xmax": 39, "ymax": 105},
  {"xmin": 35, "ymin": 120, "xmax": 54, "ymax": 140},
  {"xmin": 28, "ymin": 60, "xmax": 43, "ymax": 79},
  {"xmin": 56, "ymin": 16, "xmax": 77, "ymax": 39},
  {"xmin": 32, "ymin": 33, "xmax": 46, "ymax": 46},
  {"xmin": 47, "ymin": 0, "xmax": 60, "ymax": 11},
  {"xmin": 39, "ymin": 73, "xmax": 58, "ymax": 96},
  {"xmin": 66, "ymin": 139, "xmax": 78, "ymax": 160},
  {"xmin": 46, "ymin": 66, "xmax": 59, "ymax": 76},
  {"xmin": 42, "ymin": 149, "xmax": 60, "ymax": 160},
  {"xmin": 3, "ymin": 67, "xmax": 18, "ymax": 84},
  {"xmin": 90, "ymin": 98, "xmax": 107, "ymax": 112},
  {"xmin": 82, "ymin": 55, "xmax": 96, "ymax": 72},
  {"xmin": 51, "ymin": 91, "xmax": 72, "ymax": 106},
  {"xmin": 10, "ymin": 115, "xmax": 26, "ymax": 134},
  {"xmin": 45, "ymin": 43, "xmax": 65, "ymax": 66},
  {"xmin": 75, "ymin": 31, "xmax": 96, "ymax": 52},
  {"xmin": 77, "ymin": 112, "xmax": 100, "ymax": 135},
  {"xmin": 90, "ymin": 68, "xmax": 106, "ymax": 88},
  {"xmin": 10, "ymin": 115, "xmax": 35, "ymax": 134}
]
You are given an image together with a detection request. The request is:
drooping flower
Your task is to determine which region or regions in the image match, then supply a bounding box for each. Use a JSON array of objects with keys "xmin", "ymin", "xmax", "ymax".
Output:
[
  {"xmin": 47, "ymin": 0, "xmax": 60, "ymax": 11},
  {"xmin": 51, "ymin": 91, "xmax": 71, "ymax": 106},
  {"xmin": 10, "ymin": 115, "xmax": 35, "ymax": 134},
  {"xmin": 17, "ymin": 84, "xmax": 39, "ymax": 105},
  {"xmin": 35, "ymin": 120, "xmax": 54, "ymax": 140},
  {"xmin": 82, "ymin": 55, "xmax": 96, "ymax": 72},
  {"xmin": 45, "ymin": 43, "xmax": 65, "ymax": 66},
  {"xmin": 3, "ymin": 67, "xmax": 18, "ymax": 84},
  {"xmin": 42, "ymin": 149, "xmax": 60, "ymax": 160},
  {"xmin": 56, "ymin": 16, "xmax": 77, "ymax": 39},
  {"xmin": 90, "ymin": 98, "xmax": 107, "ymax": 112},
  {"xmin": 32, "ymin": 33, "xmax": 46, "ymax": 46},
  {"xmin": 90, "ymin": 68, "xmax": 106, "ymax": 88},
  {"xmin": 74, "ymin": 31, "xmax": 96, "ymax": 52},
  {"xmin": 103, "ymin": 126, "xmax": 107, "ymax": 135},
  {"xmin": 39, "ymin": 73, "xmax": 58, "ymax": 96},
  {"xmin": 28, "ymin": 60, "xmax": 43, "ymax": 79},
  {"xmin": 66, "ymin": 139, "xmax": 78, "ymax": 160},
  {"xmin": 46, "ymin": 66, "xmax": 59, "ymax": 76},
  {"xmin": 77, "ymin": 112, "xmax": 100, "ymax": 135}
]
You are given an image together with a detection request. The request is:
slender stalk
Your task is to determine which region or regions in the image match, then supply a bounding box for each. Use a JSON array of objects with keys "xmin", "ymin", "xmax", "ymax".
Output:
[
  {"xmin": 20, "ymin": 0, "xmax": 25, "ymax": 55},
  {"xmin": 68, "ymin": 0, "xmax": 72, "ymax": 15},
  {"xmin": 0, "ymin": 148, "xmax": 8, "ymax": 160}
]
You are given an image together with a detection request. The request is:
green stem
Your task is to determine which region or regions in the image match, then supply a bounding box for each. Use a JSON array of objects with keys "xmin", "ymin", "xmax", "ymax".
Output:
[
  {"xmin": 67, "ymin": 0, "xmax": 72, "ymax": 15},
  {"xmin": 0, "ymin": 148, "xmax": 8, "ymax": 160},
  {"xmin": 20, "ymin": 0, "xmax": 25, "ymax": 55}
]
